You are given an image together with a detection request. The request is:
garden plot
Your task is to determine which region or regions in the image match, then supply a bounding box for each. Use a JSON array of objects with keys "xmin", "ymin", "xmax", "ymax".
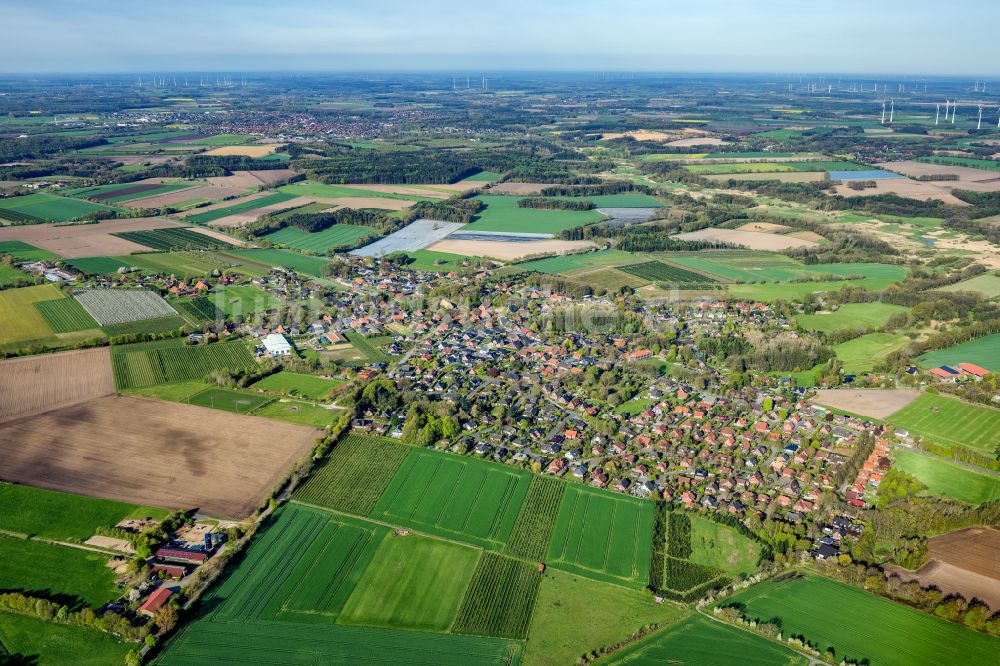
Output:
[
  {"xmin": 73, "ymin": 289, "xmax": 178, "ymax": 325},
  {"xmin": 351, "ymin": 219, "xmax": 464, "ymax": 256}
]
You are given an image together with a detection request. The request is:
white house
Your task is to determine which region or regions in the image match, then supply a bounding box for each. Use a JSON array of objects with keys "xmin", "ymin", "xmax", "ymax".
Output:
[{"xmin": 262, "ymin": 333, "xmax": 292, "ymax": 357}]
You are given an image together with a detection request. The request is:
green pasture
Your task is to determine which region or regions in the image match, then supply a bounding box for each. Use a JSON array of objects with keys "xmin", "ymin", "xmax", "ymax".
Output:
[
  {"xmin": 463, "ymin": 196, "xmax": 605, "ymax": 234},
  {"xmin": 917, "ymin": 332, "xmax": 1000, "ymax": 372},
  {"xmin": 888, "ymin": 393, "xmax": 1000, "ymax": 453},
  {"xmin": 796, "ymin": 303, "xmax": 909, "ymax": 333},
  {"xmin": 891, "ymin": 449, "xmax": 1000, "ymax": 505}
]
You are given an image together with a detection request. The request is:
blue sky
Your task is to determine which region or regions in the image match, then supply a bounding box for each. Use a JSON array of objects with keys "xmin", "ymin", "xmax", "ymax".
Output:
[{"xmin": 2, "ymin": 0, "xmax": 998, "ymax": 75}]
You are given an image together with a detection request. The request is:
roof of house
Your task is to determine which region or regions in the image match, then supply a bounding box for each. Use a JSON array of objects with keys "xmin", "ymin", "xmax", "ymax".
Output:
[{"xmin": 138, "ymin": 587, "xmax": 172, "ymax": 614}]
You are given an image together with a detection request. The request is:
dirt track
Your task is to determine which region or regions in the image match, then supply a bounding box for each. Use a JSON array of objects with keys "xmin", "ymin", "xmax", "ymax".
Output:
[{"xmin": 0, "ymin": 395, "xmax": 320, "ymax": 519}]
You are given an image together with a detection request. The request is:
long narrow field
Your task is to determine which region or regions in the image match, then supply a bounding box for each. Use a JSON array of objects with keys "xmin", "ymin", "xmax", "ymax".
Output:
[
  {"xmin": 891, "ymin": 449, "xmax": 1000, "ymax": 505},
  {"xmin": 185, "ymin": 192, "xmax": 297, "ymax": 223},
  {"xmin": 114, "ymin": 227, "xmax": 234, "ymax": 250},
  {"xmin": 0, "ymin": 192, "xmax": 114, "ymax": 223},
  {"xmin": 618, "ymin": 260, "xmax": 718, "ymax": 285},
  {"xmin": 369, "ymin": 448, "xmax": 533, "ymax": 549},
  {"xmin": 917, "ymin": 332, "xmax": 1000, "ymax": 373},
  {"xmin": 0, "ymin": 347, "xmax": 115, "ymax": 423},
  {"xmin": 504, "ymin": 476, "xmax": 566, "ymax": 560},
  {"xmin": 452, "ymin": 552, "xmax": 542, "ymax": 639},
  {"xmin": 263, "ymin": 224, "xmax": 376, "ymax": 251},
  {"xmin": 720, "ymin": 572, "xmax": 1000, "ymax": 666},
  {"xmin": 516, "ymin": 249, "xmax": 639, "ymax": 274},
  {"xmin": 463, "ymin": 195, "xmax": 605, "ymax": 234},
  {"xmin": 250, "ymin": 371, "xmax": 344, "ymax": 400},
  {"xmin": 595, "ymin": 614, "xmax": 807, "ymax": 666},
  {"xmin": 888, "ymin": 393, "xmax": 1000, "ymax": 453},
  {"xmin": 0, "ymin": 240, "xmax": 60, "ymax": 261},
  {"xmin": 225, "ymin": 248, "xmax": 332, "ymax": 277},
  {"xmin": 796, "ymin": 303, "xmax": 909, "ymax": 333},
  {"xmin": 546, "ymin": 484, "xmax": 655, "ymax": 588},
  {"xmin": 294, "ymin": 434, "xmax": 412, "ymax": 515},
  {"xmin": 0, "ymin": 394, "xmax": 320, "ymax": 518},
  {"xmin": 110, "ymin": 339, "xmax": 257, "ymax": 389}
]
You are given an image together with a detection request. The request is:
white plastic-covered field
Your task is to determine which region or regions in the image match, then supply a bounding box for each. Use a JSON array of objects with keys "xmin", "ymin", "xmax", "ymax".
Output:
[
  {"xmin": 350, "ymin": 219, "xmax": 464, "ymax": 257},
  {"xmin": 73, "ymin": 289, "xmax": 178, "ymax": 325}
]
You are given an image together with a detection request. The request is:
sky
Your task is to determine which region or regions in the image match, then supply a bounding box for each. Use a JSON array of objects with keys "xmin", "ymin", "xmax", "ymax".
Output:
[{"xmin": 2, "ymin": 0, "xmax": 999, "ymax": 76}]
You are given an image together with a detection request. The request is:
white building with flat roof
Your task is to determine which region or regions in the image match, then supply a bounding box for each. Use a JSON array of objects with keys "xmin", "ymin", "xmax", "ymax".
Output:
[{"xmin": 262, "ymin": 333, "xmax": 292, "ymax": 357}]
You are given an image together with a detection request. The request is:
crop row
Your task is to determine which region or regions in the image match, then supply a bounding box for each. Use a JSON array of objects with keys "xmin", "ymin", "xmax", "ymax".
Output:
[
  {"xmin": 73, "ymin": 289, "xmax": 178, "ymax": 325},
  {"xmin": 114, "ymin": 227, "xmax": 234, "ymax": 251},
  {"xmin": 504, "ymin": 476, "xmax": 565, "ymax": 560},
  {"xmin": 619, "ymin": 261, "xmax": 718, "ymax": 284},
  {"xmin": 0, "ymin": 208, "xmax": 42, "ymax": 223},
  {"xmin": 33, "ymin": 297, "xmax": 99, "ymax": 333},
  {"xmin": 111, "ymin": 342, "xmax": 256, "ymax": 389},
  {"xmin": 452, "ymin": 552, "xmax": 541, "ymax": 639}
]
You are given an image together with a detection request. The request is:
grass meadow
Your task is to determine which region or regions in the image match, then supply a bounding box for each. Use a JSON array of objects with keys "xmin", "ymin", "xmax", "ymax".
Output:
[
  {"xmin": 889, "ymin": 393, "xmax": 1000, "ymax": 453},
  {"xmin": 891, "ymin": 449, "xmax": 1000, "ymax": 505}
]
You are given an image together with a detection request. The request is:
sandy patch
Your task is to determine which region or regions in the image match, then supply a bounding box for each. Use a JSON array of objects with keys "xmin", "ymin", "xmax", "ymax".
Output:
[
  {"xmin": 674, "ymin": 227, "xmax": 818, "ymax": 250},
  {"xmin": 811, "ymin": 388, "xmax": 921, "ymax": 419},
  {"xmin": 834, "ymin": 178, "xmax": 970, "ymax": 206},
  {"xmin": 205, "ymin": 169, "xmax": 296, "ymax": 188},
  {"xmin": 878, "ymin": 161, "xmax": 1000, "ymax": 192},
  {"xmin": 664, "ymin": 137, "xmax": 726, "ymax": 147},
  {"xmin": 0, "ymin": 394, "xmax": 320, "ymax": 519},
  {"xmin": 427, "ymin": 238, "xmax": 597, "ymax": 261},
  {"xmin": 600, "ymin": 130, "xmax": 675, "ymax": 142},
  {"xmin": 488, "ymin": 182, "xmax": 553, "ymax": 195},
  {"xmin": 786, "ymin": 230, "xmax": 825, "ymax": 242},
  {"xmin": 201, "ymin": 145, "xmax": 281, "ymax": 157},
  {"xmin": 736, "ymin": 222, "xmax": 792, "ymax": 233},
  {"xmin": 342, "ymin": 184, "xmax": 451, "ymax": 199},
  {"xmin": 0, "ymin": 217, "xmax": 184, "ymax": 257},
  {"xmin": 184, "ymin": 226, "xmax": 248, "ymax": 247},
  {"xmin": 86, "ymin": 535, "xmax": 134, "ymax": 553}
]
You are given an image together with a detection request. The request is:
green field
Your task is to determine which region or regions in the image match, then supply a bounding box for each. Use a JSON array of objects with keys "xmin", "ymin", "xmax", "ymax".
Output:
[
  {"xmin": 466, "ymin": 170, "xmax": 501, "ymax": 181},
  {"xmin": 523, "ymin": 569, "xmax": 688, "ymax": 666},
  {"xmin": 34, "ymin": 296, "xmax": 100, "ymax": 333},
  {"xmin": 190, "ymin": 133, "xmax": 256, "ymax": 145},
  {"xmin": 125, "ymin": 380, "xmax": 212, "ymax": 402},
  {"xmin": 505, "ymin": 476, "xmax": 566, "ymax": 561},
  {"xmin": 172, "ymin": 296, "xmax": 222, "ymax": 324},
  {"xmin": 796, "ymin": 303, "xmax": 909, "ymax": 333},
  {"xmin": 0, "ymin": 611, "xmax": 131, "ymax": 666},
  {"xmin": 463, "ymin": 195, "xmax": 605, "ymax": 234},
  {"xmin": 263, "ymin": 224, "xmax": 376, "ymax": 252},
  {"xmin": 619, "ymin": 260, "xmax": 718, "ymax": 285},
  {"xmin": 102, "ymin": 315, "xmax": 188, "ymax": 338},
  {"xmin": 346, "ymin": 332, "xmax": 390, "ymax": 362},
  {"xmin": 834, "ymin": 333, "xmax": 911, "ymax": 374},
  {"xmin": 103, "ymin": 250, "xmax": 271, "ymax": 279},
  {"xmin": 596, "ymin": 614, "xmax": 807, "ymax": 666},
  {"xmin": 403, "ymin": 249, "xmax": 474, "ymax": 272},
  {"xmin": 0, "ymin": 240, "xmax": 59, "ymax": 261},
  {"xmin": 917, "ymin": 332, "xmax": 1000, "ymax": 372},
  {"xmin": 0, "ymin": 283, "xmax": 63, "ymax": 347},
  {"xmin": 110, "ymin": 339, "xmax": 258, "ymax": 389},
  {"xmin": 0, "ymin": 193, "xmax": 114, "ymax": 223},
  {"xmin": 0, "ymin": 482, "xmax": 167, "ymax": 542},
  {"xmin": 0, "ymin": 535, "xmax": 120, "ymax": 608},
  {"xmin": 453, "ymin": 552, "xmax": 542, "ymax": 638},
  {"xmin": 225, "ymin": 248, "xmax": 332, "ymax": 277},
  {"xmin": 888, "ymin": 393, "xmax": 1000, "ymax": 453},
  {"xmin": 295, "ymin": 434, "xmax": 413, "ymax": 515},
  {"xmin": 338, "ymin": 533, "xmax": 480, "ymax": 632},
  {"xmin": 516, "ymin": 249, "xmax": 639, "ymax": 274},
  {"xmin": 211, "ymin": 284, "xmax": 281, "ymax": 316},
  {"xmin": 0, "ymin": 263, "xmax": 31, "ymax": 287},
  {"xmin": 251, "ymin": 399, "xmax": 339, "ymax": 427},
  {"xmin": 687, "ymin": 515, "xmax": 761, "ymax": 577},
  {"xmin": 546, "ymin": 484, "xmax": 654, "ymax": 588},
  {"xmin": 187, "ymin": 386, "xmax": 272, "ymax": 413},
  {"xmin": 721, "ymin": 572, "xmax": 1000, "ymax": 666},
  {"xmin": 891, "ymin": 449, "xmax": 1000, "ymax": 505},
  {"xmin": 370, "ymin": 448, "xmax": 532, "ymax": 549},
  {"xmin": 67, "ymin": 181, "xmax": 192, "ymax": 203},
  {"xmin": 114, "ymin": 227, "xmax": 234, "ymax": 251},
  {"xmin": 64, "ymin": 256, "xmax": 134, "ymax": 275},
  {"xmin": 251, "ymin": 371, "xmax": 344, "ymax": 400},
  {"xmin": 664, "ymin": 253, "xmax": 906, "ymax": 291},
  {"xmin": 186, "ymin": 192, "xmax": 297, "ymax": 223},
  {"xmin": 938, "ymin": 273, "xmax": 1000, "ymax": 299},
  {"xmin": 278, "ymin": 181, "xmax": 437, "ymax": 202}
]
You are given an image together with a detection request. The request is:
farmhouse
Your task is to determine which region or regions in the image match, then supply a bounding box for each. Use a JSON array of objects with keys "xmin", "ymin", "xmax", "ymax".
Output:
[{"xmin": 138, "ymin": 587, "xmax": 173, "ymax": 617}]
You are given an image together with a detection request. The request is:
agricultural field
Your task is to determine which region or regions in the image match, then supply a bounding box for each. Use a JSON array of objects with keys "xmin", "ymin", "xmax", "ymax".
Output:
[
  {"xmin": 102, "ymin": 315, "xmax": 188, "ymax": 338},
  {"xmin": 346, "ymin": 331, "xmax": 391, "ymax": 362},
  {"xmin": 463, "ymin": 195, "xmax": 605, "ymax": 234},
  {"xmin": 113, "ymin": 227, "xmax": 234, "ymax": 250},
  {"xmin": 0, "ymin": 283, "xmax": 64, "ymax": 347},
  {"xmin": 0, "ymin": 347, "xmax": 115, "ymax": 423},
  {"xmin": 523, "ymin": 569, "xmax": 687, "ymax": 666},
  {"xmin": 915, "ymin": 156, "xmax": 1000, "ymax": 172},
  {"xmin": 211, "ymin": 284, "xmax": 281, "ymax": 316},
  {"xmin": 504, "ymin": 476, "xmax": 566, "ymax": 560},
  {"xmin": 263, "ymin": 224, "xmax": 376, "ymax": 252},
  {"xmin": 811, "ymin": 388, "xmax": 922, "ymax": 420},
  {"xmin": 34, "ymin": 295, "xmax": 100, "ymax": 332},
  {"xmin": 546, "ymin": 484, "xmax": 654, "ymax": 588},
  {"xmin": 0, "ymin": 611, "xmax": 131, "ymax": 666},
  {"xmin": 226, "ymin": 248, "xmax": 332, "ymax": 276},
  {"xmin": 0, "ymin": 192, "xmax": 114, "ymax": 223},
  {"xmin": 402, "ymin": 249, "xmax": 474, "ymax": 272},
  {"xmin": 156, "ymin": 504, "xmax": 522, "ymax": 665},
  {"xmin": 938, "ymin": 272, "xmax": 1000, "ymax": 298},
  {"xmin": 370, "ymin": 448, "xmax": 532, "ymax": 549},
  {"xmin": 185, "ymin": 192, "xmax": 297, "ymax": 223},
  {"xmin": 452, "ymin": 552, "xmax": 542, "ymax": 639},
  {"xmin": 888, "ymin": 393, "xmax": 1000, "ymax": 453},
  {"xmin": 278, "ymin": 181, "xmax": 436, "ymax": 202},
  {"xmin": 618, "ymin": 260, "xmax": 718, "ymax": 285},
  {"xmin": 596, "ymin": 614, "xmax": 807, "ymax": 666},
  {"xmin": 891, "ymin": 449, "xmax": 1000, "ymax": 505},
  {"xmin": 250, "ymin": 370, "xmax": 344, "ymax": 400},
  {"xmin": 0, "ymin": 535, "xmax": 119, "ymax": 608},
  {"xmin": 917, "ymin": 332, "xmax": 1000, "ymax": 372},
  {"xmin": 64, "ymin": 255, "xmax": 133, "ymax": 274},
  {"xmin": 721, "ymin": 572, "xmax": 1000, "ymax": 666},
  {"xmin": 796, "ymin": 303, "xmax": 909, "ymax": 333},
  {"xmin": 295, "ymin": 434, "xmax": 412, "ymax": 515},
  {"xmin": 110, "ymin": 339, "xmax": 257, "ymax": 389},
  {"xmin": 516, "ymin": 249, "xmax": 638, "ymax": 274},
  {"xmin": 73, "ymin": 288, "xmax": 177, "ymax": 325},
  {"xmin": 0, "ymin": 240, "xmax": 59, "ymax": 261},
  {"xmin": 67, "ymin": 181, "xmax": 192, "ymax": 203},
  {"xmin": 0, "ymin": 263, "xmax": 31, "ymax": 287},
  {"xmin": 687, "ymin": 515, "xmax": 761, "ymax": 577},
  {"xmin": 119, "ymin": 250, "xmax": 269, "ymax": 279},
  {"xmin": 834, "ymin": 333, "xmax": 911, "ymax": 374},
  {"xmin": 171, "ymin": 296, "xmax": 222, "ymax": 324},
  {"xmin": 338, "ymin": 533, "xmax": 480, "ymax": 632},
  {"xmin": 0, "ymin": 394, "xmax": 319, "ymax": 518}
]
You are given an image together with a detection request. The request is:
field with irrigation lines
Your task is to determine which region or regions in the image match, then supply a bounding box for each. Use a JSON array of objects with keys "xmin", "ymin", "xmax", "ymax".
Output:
[
  {"xmin": 34, "ymin": 297, "xmax": 100, "ymax": 333},
  {"xmin": 370, "ymin": 448, "xmax": 532, "ymax": 550},
  {"xmin": 294, "ymin": 434, "xmax": 412, "ymax": 515},
  {"xmin": 113, "ymin": 227, "xmax": 234, "ymax": 250},
  {"xmin": 618, "ymin": 260, "xmax": 718, "ymax": 285},
  {"xmin": 452, "ymin": 552, "xmax": 542, "ymax": 639},
  {"xmin": 110, "ymin": 339, "xmax": 257, "ymax": 389},
  {"xmin": 546, "ymin": 485, "xmax": 654, "ymax": 588},
  {"xmin": 504, "ymin": 476, "xmax": 565, "ymax": 561}
]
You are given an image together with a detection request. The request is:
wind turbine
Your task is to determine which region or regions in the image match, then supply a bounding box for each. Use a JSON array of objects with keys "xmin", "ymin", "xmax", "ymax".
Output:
[
  {"xmin": 935, "ymin": 103, "xmax": 940, "ymax": 125},
  {"xmin": 881, "ymin": 99, "xmax": 887, "ymax": 124},
  {"xmin": 889, "ymin": 98, "xmax": 894, "ymax": 124},
  {"xmin": 952, "ymin": 102, "xmax": 958, "ymax": 123},
  {"xmin": 978, "ymin": 105, "xmax": 984, "ymax": 130}
]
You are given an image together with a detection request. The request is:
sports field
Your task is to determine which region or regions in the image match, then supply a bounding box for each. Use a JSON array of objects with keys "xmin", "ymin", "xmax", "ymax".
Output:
[
  {"xmin": 834, "ymin": 333, "xmax": 911, "ymax": 374},
  {"xmin": 0, "ymin": 535, "xmax": 119, "ymax": 608},
  {"xmin": 917, "ymin": 332, "xmax": 1000, "ymax": 372},
  {"xmin": 263, "ymin": 224, "xmax": 376, "ymax": 252},
  {"xmin": 463, "ymin": 196, "xmax": 605, "ymax": 234},
  {"xmin": 891, "ymin": 449, "xmax": 1000, "ymax": 505},
  {"xmin": 546, "ymin": 484, "xmax": 654, "ymax": 588},
  {"xmin": 252, "ymin": 399, "xmax": 339, "ymax": 427},
  {"xmin": 211, "ymin": 284, "xmax": 282, "ymax": 316},
  {"xmin": 251, "ymin": 371, "xmax": 344, "ymax": 400},
  {"xmin": 888, "ymin": 393, "xmax": 1000, "ymax": 453},
  {"xmin": 721, "ymin": 572, "xmax": 1000, "ymax": 666},
  {"xmin": 187, "ymin": 386, "xmax": 272, "ymax": 413},
  {"xmin": 0, "ymin": 193, "xmax": 113, "ymax": 223},
  {"xmin": 370, "ymin": 448, "xmax": 532, "ymax": 549},
  {"xmin": 225, "ymin": 248, "xmax": 332, "ymax": 276},
  {"xmin": 796, "ymin": 303, "xmax": 909, "ymax": 333},
  {"xmin": 596, "ymin": 614, "xmax": 807, "ymax": 666}
]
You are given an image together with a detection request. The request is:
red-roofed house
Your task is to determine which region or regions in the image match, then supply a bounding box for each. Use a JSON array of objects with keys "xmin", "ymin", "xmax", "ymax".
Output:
[
  {"xmin": 958, "ymin": 363, "xmax": 990, "ymax": 378},
  {"xmin": 138, "ymin": 587, "xmax": 172, "ymax": 617}
]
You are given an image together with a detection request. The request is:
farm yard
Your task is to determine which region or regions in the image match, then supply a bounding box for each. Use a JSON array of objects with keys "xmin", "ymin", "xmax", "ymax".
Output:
[
  {"xmin": 720, "ymin": 572, "xmax": 1000, "ymax": 666},
  {"xmin": 0, "ymin": 394, "xmax": 320, "ymax": 518}
]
